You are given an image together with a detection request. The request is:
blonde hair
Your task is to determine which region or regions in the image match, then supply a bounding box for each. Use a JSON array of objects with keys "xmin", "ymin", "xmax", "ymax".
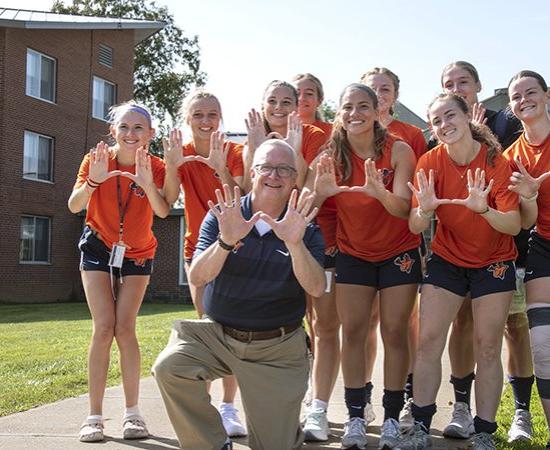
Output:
[
  {"xmin": 428, "ymin": 93, "xmax": 501, "ymax": 167},
  {"xmin": 178, "ymin": 89, "xmax": 222, "ymax": 126},
  {"xmin": 108, "ymin": 100, "xmax": 153, "ymax": 127},
  {"xmin": 328, "ymin": 83, "xmax": 387, "ymax": 182},
  {"xmin": 261, "ymin": 80, "xmax": 298, "ymax": 133},
  {"xmin": 292, "ymin": 73, "xmax": 325, "ymax": 120},
  {"xmin": 441, "ymin": 61, "xmax": 480, "ymax": 85}
]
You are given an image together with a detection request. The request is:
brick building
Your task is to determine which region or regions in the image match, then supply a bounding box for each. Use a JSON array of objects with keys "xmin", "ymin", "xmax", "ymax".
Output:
[{"xmin": 0, "ymin": 9, "xmax": 192, "ymax": 303}]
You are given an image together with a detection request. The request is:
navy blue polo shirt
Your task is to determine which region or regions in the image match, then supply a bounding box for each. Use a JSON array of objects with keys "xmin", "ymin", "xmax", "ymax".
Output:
[{"xmin": 194, "ymin": 193, "xmax": 325, "ymax": 331}]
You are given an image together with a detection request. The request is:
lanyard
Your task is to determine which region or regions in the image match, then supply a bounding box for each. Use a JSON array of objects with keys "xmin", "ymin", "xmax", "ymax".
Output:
[{"xmin": 115, "ymin": 161, "xmax": 133, "ymax": 244}]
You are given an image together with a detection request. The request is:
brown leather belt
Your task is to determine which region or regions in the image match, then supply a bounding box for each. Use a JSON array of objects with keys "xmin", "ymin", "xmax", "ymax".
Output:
[{"xmin": 222, "ymin": 324, "xmax": 300, "ymax": 342}]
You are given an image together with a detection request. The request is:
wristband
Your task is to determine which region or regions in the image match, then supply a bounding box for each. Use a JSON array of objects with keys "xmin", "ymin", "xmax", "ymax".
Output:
[
  {"xmin": 217, "ymin": 234, "xmax": 237, "ymax": 251},
  {"xmin": 520, "ymin": 192, "xmax": 538, "ymax": 202},
  {"xmin": 86, "ymin": 179, "xmax": 99, "ymax": 189},
  {"xmin": 417, "ymin": 207, "xmax": 434, "ymax": 219},
  {"xmin": 86, "ymin": 177, "xmax": 101, "ymax": 187}
]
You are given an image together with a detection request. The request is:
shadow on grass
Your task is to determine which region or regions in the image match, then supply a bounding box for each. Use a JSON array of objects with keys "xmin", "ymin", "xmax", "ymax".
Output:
[{"xmin": 0, "ymin": 303, "xmax": 195, "ymax": 324}]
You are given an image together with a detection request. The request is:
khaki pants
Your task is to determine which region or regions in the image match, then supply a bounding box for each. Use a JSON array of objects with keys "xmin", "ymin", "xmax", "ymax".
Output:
[{"xmin": 152, "ymin": 318, "xmax": 309, "ymax": 450}]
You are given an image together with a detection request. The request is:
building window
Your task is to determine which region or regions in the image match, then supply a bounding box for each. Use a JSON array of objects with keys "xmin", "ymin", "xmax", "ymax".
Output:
[
  {"xmin": 20, "ymin": 216, "xmax": 51, "ymax": 263},
  {"xmin": 98, "ymin": 44, "xmax": 113, "ymax": 68},
  {"xmin": 26, "ymin": 49, "xmax": 56, "ymax": 103},
  {"xmin": 23, "ymin": 131, "xmax": 54, "ymax": 182},
  {"xmin": 92, "ymin": 76, "xmax": 116, "ymax": 121}
]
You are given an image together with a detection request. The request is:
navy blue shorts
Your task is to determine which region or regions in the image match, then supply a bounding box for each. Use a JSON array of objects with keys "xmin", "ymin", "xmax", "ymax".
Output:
[
  {"xmin": 324, "ymin": 249, "xmax": 338, "ymax": 269},
  {"xmin": 423, "ymin": 253, "xmax": 515, "ymax": 299},
  {"xmin": 525, "ymin": 232, "xmax": 550, "ymax": 283},
  {"xmin": 78, "ymin": 227, "xmax": 153, "ymax": 277},
  {"xmin": 335, "ymin": 248, "xmax": 422, "ymax": 289}
]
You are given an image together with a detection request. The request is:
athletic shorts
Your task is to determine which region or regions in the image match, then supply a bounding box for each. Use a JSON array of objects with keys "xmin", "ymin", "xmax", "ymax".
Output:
[
  {"xmin": 525, "ymin": 232, "xmax": 550, "ymax": 283},
  {"xmin": 324, "ymin": 247, "xmax": 338, "ymax": 269},
  {"xmin": 335, "ymin": 248, "xmax": 422, "ymax": 289},
  {"xmin": 509, "ymin": 267, "xmax": 527, "ymax": 315},
  {"xmin": 423, "ymin": 253, "xmax": 515, "ymax": 299},
  {"xmin": 78, "ymin": 226, "xmax": 153, "ymax": 277}
]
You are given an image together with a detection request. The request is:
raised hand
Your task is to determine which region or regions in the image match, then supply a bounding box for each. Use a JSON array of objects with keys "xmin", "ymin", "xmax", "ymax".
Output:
[
  {"xmin": 407, "ymin": 168, "xmax": 451, "ymax": 213},
  {"xmin": 314, "ymin": 153, "xmax": 352, "ymax": 198},
  {"xmin": 120, "ymin": 146, "xmax": 155, "ymax": 191},
  {"xmin": 471, "ymin": 103, "xmax": 487, "ymax": 126},
  {"xmin": 208, "ymin": 185, "xmax": 260, "ymax": 245},
  {"xmin": 285, "ymin": 111, "xmax": 303, "ymax": 153},
  {"xmin": 260, "ymin": 189, "xmax": 318, "ymax": 246},
  {"xmin": 162, "ymin": 128, "xmax": 195, "ymax": 168},
  {"xmin": 508, "ymin": 157, "xmax": 550, "ymax": 199},
  {"xmin": 451, "ymin": 168, "xmax": 494, "ymax": 213},
  {"xmin": 348, "ymin": 159, "xmax": 387, "ymax": 199},
  {"xmin": 245, "ymin": 108, "xmax": 267, "ymax": 152},
  {"xmin": 88, "ymin": 141, "xmax": 122, "ymax": 183},
  {"xmin": 194, "ymin": 131, "xmax": 229, "ymax": 173}
]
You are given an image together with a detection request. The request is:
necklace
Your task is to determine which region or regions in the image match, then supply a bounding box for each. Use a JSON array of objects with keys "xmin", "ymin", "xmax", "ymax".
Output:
[{"xmin": 447, "ymin": 143, "xmax": 480, "ymax": 179}]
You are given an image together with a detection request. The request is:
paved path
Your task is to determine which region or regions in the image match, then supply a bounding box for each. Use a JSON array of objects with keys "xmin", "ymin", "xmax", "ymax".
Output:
[{"xmin": 0, "ymin": 335, "xmax": 506, "ymax": 449}]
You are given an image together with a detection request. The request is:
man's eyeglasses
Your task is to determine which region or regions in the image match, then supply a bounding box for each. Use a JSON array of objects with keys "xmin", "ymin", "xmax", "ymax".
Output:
[{"xmin": 253, "ymin": 164, "xmax": 297, "ymax": 178}]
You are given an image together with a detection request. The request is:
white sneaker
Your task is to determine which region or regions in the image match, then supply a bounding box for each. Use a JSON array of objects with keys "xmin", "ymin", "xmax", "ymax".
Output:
[
  {"xmin": 219, "ymin": 403, "xmax": 247, "ymax": 437},
  {"xmin": 122, "ymin": 415, "xmax": 149, "ymax": 439},
  {"xmin": 342, "ymin": 417, "xmax": 367, "ymax": 449},
  {"xmin": 79, "ymin": 420, "xmax": 104, "ymax": 442},
  {"xmin": 442, "ymin": 402, "xmax": 474, "ymax": 439},
  {"xmin": 507, "ymin": 409, "xmax": 532, "ymax": 443},
  {"xmin": 399, "ymin": 398, "xmax": 414, "ymax": 431},
  {"xmin": 395, "ymin": 423, "xmax": 433, "ymax": 449},
  {"xmin": 365, "ymin": 402, "xmax": 376, "ymax": 425},
  {"xmin": 303, "ymin": 407, "xmax": 330, "ymax": 441},
  {"xmin": 469, "ymin": 432, "xmax": 495, "ymax": 449},
  {"xmin": 379, "ymin": 418, "xmax": 400, "ymax": 449}
]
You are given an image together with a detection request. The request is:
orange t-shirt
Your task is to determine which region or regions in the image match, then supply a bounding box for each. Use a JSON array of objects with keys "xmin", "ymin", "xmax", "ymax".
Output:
[
  {"xmin": 312, "ymin": 120, "xmax": 333, "ymax": 139},
  {"xmin": 301, "ymin": 123, "xmax": 328, "ymax": 164},
  {"xmin": 179, "ymin": 141, "xmax": 244, "ymax": 260},
  {"xmin": 504, "ymin": 132, "xmax": 550, "ymax": 241},
  {"xmin": 414, "ymin": 144, "xmax": 518, "ymax": 267},
  {"xmin": 335, "ymin": 135, "xmax": 420, "ymax": 261},
  {"xmin": 74, "ymin": 152, "xmax": 166, "ymax": 259},
  {"xmin": 387, "ymin": 120, "xmax": 427, "ymax": 161}
]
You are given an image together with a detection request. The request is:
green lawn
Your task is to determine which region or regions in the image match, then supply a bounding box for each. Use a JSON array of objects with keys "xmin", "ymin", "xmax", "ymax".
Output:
[
  {"xmin": 1, "ymin": 303, "xmax": 548, "ymax": 448},
  {"xmin": 0, "ymin": 302, "xmax": 196, "ymax": 417}
]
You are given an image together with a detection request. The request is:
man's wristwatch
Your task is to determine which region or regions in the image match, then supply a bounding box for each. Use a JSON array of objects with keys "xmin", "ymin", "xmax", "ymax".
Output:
[{"xmin": 217, "ymin": 234, "xmax": 236, "ymax": 251}]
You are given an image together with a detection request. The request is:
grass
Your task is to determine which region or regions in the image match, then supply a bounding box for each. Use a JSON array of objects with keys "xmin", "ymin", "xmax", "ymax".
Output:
[
  {"xmin": 1, "ymin": 303, "xmax": 549, "ymax": 448},
  {"xmin": 0, "ymin": 302, "xmax": 196, "ymax": 417}
]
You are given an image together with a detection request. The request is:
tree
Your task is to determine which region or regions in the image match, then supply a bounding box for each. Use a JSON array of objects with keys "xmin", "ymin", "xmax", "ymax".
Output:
[
  {"xmin": 52, "ymin": 0, "xmax": 206, "ymax": 153},
  {"xmin": 321, "ymin": 100, "xmax": 337, "ymax": 123}
]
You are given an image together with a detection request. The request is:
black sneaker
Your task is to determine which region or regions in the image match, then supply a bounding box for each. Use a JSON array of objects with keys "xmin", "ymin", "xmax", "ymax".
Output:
[{"xmin": 221, "ymin": 440, "xmax": 233, "ymax": 450}]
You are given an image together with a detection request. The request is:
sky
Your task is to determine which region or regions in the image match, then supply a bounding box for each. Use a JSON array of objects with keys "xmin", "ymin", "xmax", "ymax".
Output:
[{"xmin": 6, "ymin": 0, "xmax": 550, "ymax": 131}]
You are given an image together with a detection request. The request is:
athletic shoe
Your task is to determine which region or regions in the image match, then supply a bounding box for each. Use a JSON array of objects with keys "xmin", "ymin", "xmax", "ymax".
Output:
[
  {"xmin": 394, "ymin": 423, "xmax": 433, "ymax": 449},
  {"xmin": 79, "ymin": 420, "xmax": 104, "ymax": 442},
  {"xmin": 442, "ymin": 402, "xmax": 474, "ymax": 439},
  {"xmin": 219, "ymin": 403, "xmax": 247, "ymax": 437},
  {"xmin": 378, "ymin": 418, "xmax": 400, "ymax": 449},
  {"xmin": 468, "ymin": 432, "xmax": 495, "ymax": 449},
  {"xmin": 303, "ymin": 407, "xmax": 330, "ymax": 441},
  {"xmin": 122, "ymin": 415, "xmax": 149, "ymax": 439},
  {"xmin": 365, "ymin": 402, "xmax": 376, "ymax": 425},
  {"xmin": 341, "ymin": 417, "xmax": 367, "ymax": 449},
  {"xmin": 507, "ymin": 409, "xmax": 532, "ymax": 442},
  {"xmin": 221, "ymin": 440, "xmax": 233, "ymax": 450},
  {"xmin": 399, "ymin": 398, "xmax": 415, "ymax": 431}
]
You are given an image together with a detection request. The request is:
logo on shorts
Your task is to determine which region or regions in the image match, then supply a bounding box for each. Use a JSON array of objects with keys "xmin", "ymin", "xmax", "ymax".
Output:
[
  {"xmin": 380, "ymin": 168, "xmax": 394, "ymax": 187},
  {"xmin": 394, "ymin": 253, "xmax": 415, "ymax": 274},
  {"xmin": 132, "ymin": 258, "xmax": 147, "ymax": 267},
  {"xmin": 130, "ymin": 181, "xmax": 146, "ymax": 198},
  {"xmin": 487, "ymin": 262, "xmax": 510, "ymax": 280}
]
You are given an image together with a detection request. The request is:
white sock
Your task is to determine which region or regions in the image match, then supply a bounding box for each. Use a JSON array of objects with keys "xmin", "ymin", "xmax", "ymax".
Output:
[
  {"xmin": 124, "ymin": 405, "xmax": 142, "ymax": 420},
  {"xmin": 86, "ymin": 414, "xmax": 103, "ymax": 423},
  {"xmin": 219, "ymin": 402, "xmax": 234, "ymax": 410},
  {"xmin": 311, "ymin": 399, "xmax": 328, "ymax": 411}
]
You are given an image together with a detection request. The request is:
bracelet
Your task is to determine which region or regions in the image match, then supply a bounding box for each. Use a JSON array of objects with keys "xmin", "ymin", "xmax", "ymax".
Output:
[
  {"xmin": 217, "ymin": 234, "xmax": 237, "ymax": 251},
  {"xmin": 417, "ymin": 207, "xmax": 434, "ymax": 219},
  {"xmin": 520, "ymin": 191, "xmax": 538, "ymax": 202},
  {"xmin": 86, "ymin": 179, "xmax": 99, "ymax": 189},
  {"xmin": 86, "ymin": 177, "xmax": 101, "ymax": 188},
  {"xmin": 480, "ymin": 207, "xmax": 490, "ymax": 215}
]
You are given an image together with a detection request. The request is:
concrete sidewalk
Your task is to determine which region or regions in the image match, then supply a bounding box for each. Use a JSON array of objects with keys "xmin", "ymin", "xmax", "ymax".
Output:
[{"xmin": 0, "ymin": 336, "xmax": 494, "ymax": 450}]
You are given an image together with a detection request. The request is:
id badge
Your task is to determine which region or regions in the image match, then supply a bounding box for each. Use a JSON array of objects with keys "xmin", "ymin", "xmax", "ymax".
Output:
[{"xmin": 108, "ymin": 243, "xmax": 126, "ymax": 268}]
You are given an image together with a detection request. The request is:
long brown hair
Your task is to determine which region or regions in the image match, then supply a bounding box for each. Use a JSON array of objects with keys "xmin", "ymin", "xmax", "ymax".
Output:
[
  {"xmin": 428, "ymin": 93, "xmax": 501, "ymax": 167},
  {"xmin": 328, "ymin": 83, "xmax": 387, "ymax": 182},
  {"xmin": 508, "ymin": 70, "xmax": 548, "ymax": 91},
  {"xmin": 360, "ymin": 67, "xmax": 400, "ymax": 115},
  {"xmin": 261, "ymin": 80, "xmax": 298, "ymax": 133},
  {"xmin": 441, "ymin": 61, "xmax": 480, "ymax": 85}
]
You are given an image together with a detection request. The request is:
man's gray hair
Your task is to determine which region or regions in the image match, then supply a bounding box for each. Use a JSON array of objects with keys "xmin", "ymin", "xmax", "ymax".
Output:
[{"xmin": 252, "ymin": 139, "xmax": 297, "ymax": 167}]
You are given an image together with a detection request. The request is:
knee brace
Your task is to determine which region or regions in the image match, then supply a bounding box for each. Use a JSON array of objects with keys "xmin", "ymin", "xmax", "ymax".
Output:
[{"xmin": 527, "ymin": 304, "xmax": 550, "ymax": 399}]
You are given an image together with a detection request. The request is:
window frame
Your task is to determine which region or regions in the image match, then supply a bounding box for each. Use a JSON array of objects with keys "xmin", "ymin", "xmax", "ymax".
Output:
[
  {"xmin": 22, "ymin": 130, "xmax": 55, "ymax": 183},
  {"xmin": 25, "ymin": 48, "xmax": 57, "ymax": 104},
  {"xmin": 19, "ymin": 215, "xmax": 52, "ymax": 265},
  {"xmin": 92, "ymin": 76, "xmax": 117, "ymax": 122}
]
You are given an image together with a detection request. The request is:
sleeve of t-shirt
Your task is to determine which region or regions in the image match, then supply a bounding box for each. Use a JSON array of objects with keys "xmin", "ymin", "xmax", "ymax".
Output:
[
  {"xmin": 74, "ymin": 154, "xmax": 91, "ymax": 189},
  {"xmin": 302, "ymin": 126, "xmax": 327, "ymax": 165},
  {"xmin": 227, "ymin": 143, "xmax": 244, "ymax": 177},
  {"xmin": 491, "ymin": 157, "xmax": 519, "ymax": 213},
  {"xmin": 411, "ymin": 129, "xmax": 428, "ymax": 160},
  {"xmin": 193, "ymin": 210, "xmax": 220, "ymax": 258},
  {"xmin": 151, "ymin": 156, "xmax": 166, "ymax": 188},
  {"xmin": 304, "ymin": 224, "xmax": 326, "ymax": 266}
]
